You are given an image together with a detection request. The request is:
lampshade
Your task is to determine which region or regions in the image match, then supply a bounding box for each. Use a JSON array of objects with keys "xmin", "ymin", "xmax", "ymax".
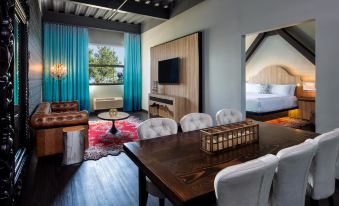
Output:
[
  {"xmin": 303, "ymin": 82, "xmax": 316, "ymax": 91},
  {"xmin": 51, "ymin": 64, "xmax": 67, "ymax": 79}
]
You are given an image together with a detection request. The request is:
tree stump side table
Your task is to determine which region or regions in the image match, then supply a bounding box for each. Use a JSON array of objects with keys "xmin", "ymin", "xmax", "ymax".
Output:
[{"xmin": 62, "ymin": 126, "xmax": 86, "ymax": 165}]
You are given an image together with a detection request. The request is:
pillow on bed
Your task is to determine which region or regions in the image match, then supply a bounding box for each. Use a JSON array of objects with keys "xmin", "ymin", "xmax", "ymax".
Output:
[
  {"xmin": 259, "ymin": 84, "xmax": 271, "ymax": 94},
  {"xmin": 289, "ymin": 85, "xmax": 296, "ymax": 96},
  {"xmin": 270, "ymin": 84, "xmax": 294, "ymax": 96},
  {"xmin": 246, "ymin": 83, "xmax": 261, "ymax": 93}
]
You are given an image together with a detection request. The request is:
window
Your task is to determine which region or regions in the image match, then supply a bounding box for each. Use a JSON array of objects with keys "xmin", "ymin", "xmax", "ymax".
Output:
[{"xmin": 88, "ymin": 44, "xmax": 124, "ymax": 85}]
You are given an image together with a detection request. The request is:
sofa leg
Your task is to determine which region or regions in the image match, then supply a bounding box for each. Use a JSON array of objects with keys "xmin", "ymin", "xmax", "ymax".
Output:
[
  {"xmin": 159, "ymin": 198, "xmax": 165, "ymax": 206},
  {"xmin": 328, "ymin": 195, "xmax": 334, "ymax": 206},
  {"xmin": 310, "ymin": 198, "xmax": 319, "ymax": 206}
]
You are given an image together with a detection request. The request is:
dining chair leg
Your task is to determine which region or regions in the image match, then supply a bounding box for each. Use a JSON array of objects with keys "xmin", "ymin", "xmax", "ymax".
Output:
[
  {"xmin": 159, "ymin": 198, "xmax": 165, "ymax": 206},
  {"xmin": 328, "ymin": 195, "xmax": 335, "ymax": 206},
  {"xmin": 310, "ymin": 198, "xmax": 319, "ymax": 206}
]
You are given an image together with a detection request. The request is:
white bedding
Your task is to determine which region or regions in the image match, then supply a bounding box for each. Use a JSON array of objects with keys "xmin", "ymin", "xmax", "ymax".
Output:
[{"xmin": 246, "ymin": 93, "xmax": 297, "ymax": 113}]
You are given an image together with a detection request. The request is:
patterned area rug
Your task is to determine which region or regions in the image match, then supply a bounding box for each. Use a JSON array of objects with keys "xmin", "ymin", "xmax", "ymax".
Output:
[
  {"xmin": 266, "ymin": 117, "xmax": 311, "ymax": 129},
  {"xmin": 84, "ymin": 116, "xmax": 142, "ymax": 160}
]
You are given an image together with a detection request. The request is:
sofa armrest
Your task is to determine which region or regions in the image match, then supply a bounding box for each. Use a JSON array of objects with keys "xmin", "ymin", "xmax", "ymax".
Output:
[
  {"xmin": 51, "ymin": 101, "xmax": 79, "ymax": 113},
  {"xmin": 31, "ymin": 110, "xmax": 89, "ymax": 129}
]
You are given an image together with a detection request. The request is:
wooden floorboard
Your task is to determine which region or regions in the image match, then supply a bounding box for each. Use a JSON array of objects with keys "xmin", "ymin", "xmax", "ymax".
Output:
[{"xmin": 19, "ymin": 153, "xmax": 173, "ymax": 206}]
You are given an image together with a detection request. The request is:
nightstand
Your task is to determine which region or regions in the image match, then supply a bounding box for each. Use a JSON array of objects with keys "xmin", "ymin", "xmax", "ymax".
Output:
[{"xmin": 298, "ymin": 97, "xmax": 315, "ymax": 122}]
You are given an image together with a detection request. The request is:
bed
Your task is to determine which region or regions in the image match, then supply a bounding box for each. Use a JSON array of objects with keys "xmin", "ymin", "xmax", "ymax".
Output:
[
  {"xmin": 246, "ymin": 93, "xmax": 297, "ymax": 113},
  {"xmin": 246, "ymin": 65, "xmax": 300, "ymax": 119}
]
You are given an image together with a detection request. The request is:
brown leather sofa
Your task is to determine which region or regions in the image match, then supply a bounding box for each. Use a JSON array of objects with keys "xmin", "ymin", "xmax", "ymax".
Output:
[{"xmin": 31, "ymin": 101, "xmax": 89, "ymax": 157}]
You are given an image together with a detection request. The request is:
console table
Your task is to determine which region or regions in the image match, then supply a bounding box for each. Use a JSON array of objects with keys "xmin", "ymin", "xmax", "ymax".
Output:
[{"xmin": 148, "ymin": 93, "xmax": 185, "ymax": 122}]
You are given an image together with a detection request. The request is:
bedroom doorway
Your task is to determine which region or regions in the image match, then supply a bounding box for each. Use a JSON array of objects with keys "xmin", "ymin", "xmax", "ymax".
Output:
[{"xmin": 244, "ymin": 20, "xmax": 316, "ymax": 131}]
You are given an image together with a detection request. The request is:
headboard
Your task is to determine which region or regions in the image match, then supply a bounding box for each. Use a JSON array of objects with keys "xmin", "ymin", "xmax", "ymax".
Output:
[{"xmin": 247, "ymin": 65, "xmax": 301, "ymax": 85}]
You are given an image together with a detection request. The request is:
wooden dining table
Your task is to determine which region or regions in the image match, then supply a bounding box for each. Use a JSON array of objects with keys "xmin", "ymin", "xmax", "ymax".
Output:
[{"xmin": 123, "ymin": 122, "xmax": 318, "ymax": 206}]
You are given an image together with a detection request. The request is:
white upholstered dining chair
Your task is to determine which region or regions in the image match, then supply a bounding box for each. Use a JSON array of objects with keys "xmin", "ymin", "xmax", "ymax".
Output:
[
  {"xmin": 214, "ymin": 154, "xmax": 278, "ymax": 206},
  {"xmin": 137, "ymin": 117, "xmax": 178, "ymax": 140},
  {"xmin": 216, "ymin": 108, "xmax": 243, "ymax": 125},
  {"xmin": 333, "ymin": 128, "xmax": 339, "ymax": 180},
  {"xmin": 271, "ymin": 139, "xmax": 317, "ymax": 206},
  {"xmin": 307, "ymin": 130, "xmax": 339, "ymax": 206},
  {"xmin": 137, "ymin": 118, "xmax": 178, "ymax": 206},
  {"xmin": 180, "ymin": 113, "xmax": 213, "ymax": 132}
]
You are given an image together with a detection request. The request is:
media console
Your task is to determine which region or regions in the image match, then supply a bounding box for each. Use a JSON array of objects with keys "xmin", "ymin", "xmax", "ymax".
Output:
[{"xmin": 148, "ymin": 93, "xmax": 185, "ymax": 122}]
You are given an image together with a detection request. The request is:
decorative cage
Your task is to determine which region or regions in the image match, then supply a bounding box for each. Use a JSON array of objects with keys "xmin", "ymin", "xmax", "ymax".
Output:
[{"xmin": 200, "ymin": 121, "xmax": 259, "ymax": 154}]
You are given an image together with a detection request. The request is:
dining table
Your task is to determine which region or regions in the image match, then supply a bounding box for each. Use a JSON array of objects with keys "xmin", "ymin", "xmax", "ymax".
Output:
[{"xmin": 123, "ymin": 122, "xmax": 318, "ymax": 206}]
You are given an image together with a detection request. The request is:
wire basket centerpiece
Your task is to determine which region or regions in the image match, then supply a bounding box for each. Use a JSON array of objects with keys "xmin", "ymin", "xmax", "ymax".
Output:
[{"xmin": 200, "ymin": 120, "xmax": 259, "ymax": 154}]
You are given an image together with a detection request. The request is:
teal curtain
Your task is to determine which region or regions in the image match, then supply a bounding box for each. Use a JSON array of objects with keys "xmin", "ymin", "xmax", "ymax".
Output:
[
  {"xmin": 124, "ymin": 33, "xmax": 141, "ymax": 111},
  {"xmin": 43, "ymin": 23, "xmax": 90, "ymax": 111}
]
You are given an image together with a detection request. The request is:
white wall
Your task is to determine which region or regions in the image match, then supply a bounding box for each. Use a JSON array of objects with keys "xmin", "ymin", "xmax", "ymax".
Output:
[
  {"xmin": 246, "ymin": 35, "xmax": 316, "ymax": 82},
  {"xmin": 89, "ymin": 85, "xmax": 124, "ymax": 112},
  {"xmin": 141, "ymin": 0, "xmax": 339, "ymax": 133}
]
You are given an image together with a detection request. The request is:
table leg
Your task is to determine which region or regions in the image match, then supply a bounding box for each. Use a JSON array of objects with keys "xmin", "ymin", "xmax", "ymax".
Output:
[
  {"xmin": 139, "ymin": 169, "xmax": 148, "ymax": 206},
  {"xmin": 110, "ymin": 120, "xmax": 117, "ymax": 134}
]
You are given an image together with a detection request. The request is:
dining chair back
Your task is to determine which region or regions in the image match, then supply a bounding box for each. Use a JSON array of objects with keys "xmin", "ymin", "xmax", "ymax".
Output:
[
  {"xmin": 180, "ymin": 113, "xmax": 213, "ymax": 132},
  {"xmin": 214, "ymin": 154, "xmax": 278, "ymax": 206},
  {"xmin": 308, "ymin": 130, "xmax": 339, "ymax": 203},
  {"xmin": 216, "ymin": 108, "xmax": 243, "ymax": 125},
  {"xmin": 137, "ymin": 118, "xmax": 178, "ymax": 139},
  {"xmin": 271, "ymin": 139, "xmax": 317, "ymax": 206}
]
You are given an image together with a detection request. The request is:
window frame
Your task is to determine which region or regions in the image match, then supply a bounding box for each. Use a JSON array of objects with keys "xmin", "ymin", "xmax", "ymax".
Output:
[{"xmin": 89, "ymin": 64, "xmax": 124, "ymax": 85}]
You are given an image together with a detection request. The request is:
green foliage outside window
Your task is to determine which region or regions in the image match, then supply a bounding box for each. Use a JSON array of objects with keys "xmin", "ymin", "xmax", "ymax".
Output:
[{"xmin": 89, "ymin": 45, "xmax": 124, "ymax": 84}]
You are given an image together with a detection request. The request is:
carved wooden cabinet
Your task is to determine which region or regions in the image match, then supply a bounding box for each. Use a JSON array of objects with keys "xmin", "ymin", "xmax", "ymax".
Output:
[
  {"xmin": 298, "ymin": 97, "xmax": 315, "ymax": 122},
  {"xmin": 0, "ymin": 0, "xmax": 30, "ymax": 205}
]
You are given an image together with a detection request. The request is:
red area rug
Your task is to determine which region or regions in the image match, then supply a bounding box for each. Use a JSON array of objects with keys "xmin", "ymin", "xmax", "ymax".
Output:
[
  {"xmin": 266, "ymin": 117, "xmax": 311, "ymax": 129},
  {"xmin": 84, "ymin": 116, "xmax": 142, "ymax": 160}
]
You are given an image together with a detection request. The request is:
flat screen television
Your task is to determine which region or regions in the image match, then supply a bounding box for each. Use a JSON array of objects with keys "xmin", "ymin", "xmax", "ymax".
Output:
[{"xmin": 158, "ymin": 57, "xmax": 180, "ymax": 84}]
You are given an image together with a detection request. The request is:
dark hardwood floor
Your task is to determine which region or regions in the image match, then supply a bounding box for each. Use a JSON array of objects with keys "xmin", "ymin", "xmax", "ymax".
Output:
[
  {"xmin": 19, "ymin": 153, "xmax": 173, "ymax": 206},
  {"xmin": 18, "ymin": 111, "xmax": 339, "ymax": 206}
]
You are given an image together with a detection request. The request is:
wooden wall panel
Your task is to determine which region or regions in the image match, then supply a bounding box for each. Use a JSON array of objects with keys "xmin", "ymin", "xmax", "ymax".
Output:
[
  {"xmin": 247, "ymin": 65, "xmax": 300, "ymax": 85},
  {"xmin": 150, "ymin": 33, "xmax": 201, "ymax": 114}
]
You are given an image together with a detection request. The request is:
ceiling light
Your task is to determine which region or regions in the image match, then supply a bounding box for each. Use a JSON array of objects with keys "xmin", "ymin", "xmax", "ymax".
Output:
[
  {"xmin": 163, "ymin": 5, "xmax": 168, "ymax": 8},
  {"xmin": 154, "ymin": 2, "xmax": 160, "ymax": 6},
  {"xmin": 145, "ymin": 0, "xmax": 151, "ymax": 4}
]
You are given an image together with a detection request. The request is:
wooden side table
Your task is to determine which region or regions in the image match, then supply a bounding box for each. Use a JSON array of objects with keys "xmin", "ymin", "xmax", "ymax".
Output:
[
  {"xmin": 62, "ymin": 126, "xmax": 86, "ymax": 165},
  {"xmin": 298, "ymin": 97, "xmax": 315, "ymax": 121}
]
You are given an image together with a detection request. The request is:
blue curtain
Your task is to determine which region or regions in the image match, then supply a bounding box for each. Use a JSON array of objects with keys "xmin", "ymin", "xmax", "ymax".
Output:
[
  {"xmin": 43, "ymin": 23, "xmax": 90, "ymax": 111},
  {"xmin": 124, "ymin": 33, "xmax": 141, "ymax": 111}
]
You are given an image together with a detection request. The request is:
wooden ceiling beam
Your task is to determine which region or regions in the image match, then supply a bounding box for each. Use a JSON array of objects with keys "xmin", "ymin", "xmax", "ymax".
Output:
[
  {"xmin": 246, "ymin": 29, "xmax": 315, "ymax": 65},
  {"xmin": 70, "ymin": 0, "xmax": 170, "ymax": 19},
  {"xmin": 276, "ymin": 29, "xmax": 315, "ymax": 64},
  {"xmin": 246, "ymin": 33, "xmax": 266, "ymax": 62},
  {"xmin": 43, "ymin": 11, "xmax": 141, "ymax": 34}
]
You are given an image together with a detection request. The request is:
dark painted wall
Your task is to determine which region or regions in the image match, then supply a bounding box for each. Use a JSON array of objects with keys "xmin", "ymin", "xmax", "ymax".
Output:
[{"xmin": 28, "ymin": 0, "xmax": 42, "ymax": 114}]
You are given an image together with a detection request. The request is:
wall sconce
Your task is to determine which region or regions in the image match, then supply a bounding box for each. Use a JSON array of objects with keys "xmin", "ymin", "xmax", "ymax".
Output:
[
  {"xmin": 51, "ymin": 63, "xmax": 67, "ymax": 79},
  {"xmin": 303, "ymin": 82, "xmax": 316, "ymax": 91},
  {"xmin": 51, "ymin": 64, "xmax": 67, "ymax": 101}
]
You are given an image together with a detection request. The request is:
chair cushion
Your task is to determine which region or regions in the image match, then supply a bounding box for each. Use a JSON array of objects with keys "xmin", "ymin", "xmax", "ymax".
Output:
[{"xmin": 180, "ymin": 113, "xmax": 213, "ymax": 132}]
